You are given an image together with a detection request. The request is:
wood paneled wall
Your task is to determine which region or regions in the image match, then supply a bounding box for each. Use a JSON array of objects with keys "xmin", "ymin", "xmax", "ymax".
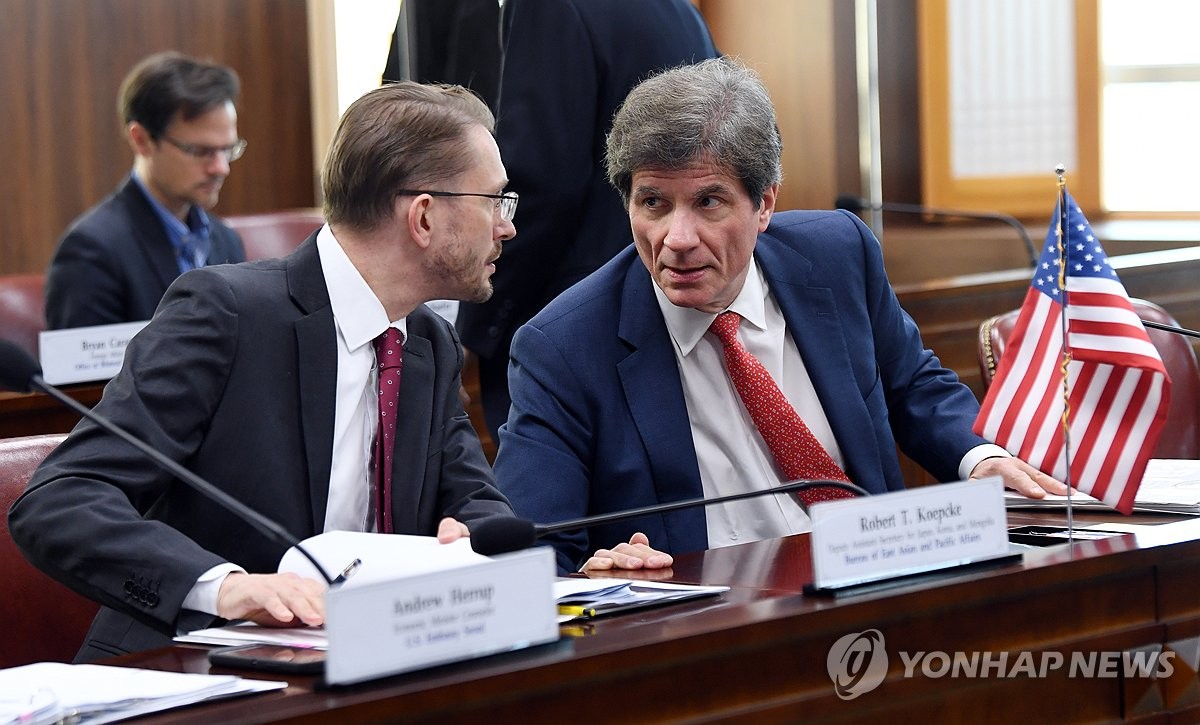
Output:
[
  {"xmin": 699, "ymin": 0, "xmax": 841, "ymax": 214},
  {"xmin": 0, "ymin": 0, "xmax": 315, "ymax": 275},
  {"xmin": 696, "ymin": 0, "xmax": 922, "ymax": 214}
]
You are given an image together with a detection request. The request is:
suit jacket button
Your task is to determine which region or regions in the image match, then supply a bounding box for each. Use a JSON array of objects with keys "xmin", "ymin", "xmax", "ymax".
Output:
[
  {"xmin": 124, "ymin": 580, "xmax": 135, "ymax": 595},
  {"xmin": 487, "ymin": 326, "xmax": 501, "ymax": 337},
  {"xmin": 146, "ymin": 593, "xmax": 159, "ymax": 606}
]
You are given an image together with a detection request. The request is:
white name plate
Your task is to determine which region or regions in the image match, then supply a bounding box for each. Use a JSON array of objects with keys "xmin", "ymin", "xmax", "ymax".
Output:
[
  {"xmin": 809, "ymin": 477, "xmax": 1010, "ymax": 591},
  {"xmin": 38, "ymin": 321, "xmax": 148, "ymax": 385},
  {"xmin": 324, "ymin": 546, "xmax": 558, "ymax": 685}
]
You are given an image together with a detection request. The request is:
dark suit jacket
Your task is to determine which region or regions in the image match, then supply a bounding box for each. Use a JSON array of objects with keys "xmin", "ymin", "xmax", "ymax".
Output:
[
  {"xmin": 494, "ymin": 211, "xmax": 989, "ymax": 573},
  {"xmin": 384, "ymin": 0, "xmax": 503, "ymax": 110},
  {"xmin": 45, "ymin": 176, "xmax": 245, "ymax": 329},
  {"xmin": 10, "ymin": 236, "xmax": 510, "ymax": 660},
  {"xmin": 456, "ymin": 0, "xmax": 718, "ymax": 431}
]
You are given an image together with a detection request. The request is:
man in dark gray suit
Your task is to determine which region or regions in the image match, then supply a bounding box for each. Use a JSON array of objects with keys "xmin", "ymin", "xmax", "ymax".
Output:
[
  {"xmin": 11, "ymin": 82, "xmax": 516, "ymax": 660},
  {"xmin": 457, "ymin": 0, "xmax": 720, "ymax": 439},
  {"xmin": 45, "ymin": 52, "xmax": 246, "ymax": 329}
]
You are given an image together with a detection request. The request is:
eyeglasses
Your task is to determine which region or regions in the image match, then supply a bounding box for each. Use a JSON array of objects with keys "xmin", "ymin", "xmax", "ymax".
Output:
[
  {"xmin": 161, "ymin": 136, "xmax": 248, "ymax": 163},
  {"xmin": 397, "ymin": 189, "xmax": 519, "ymax": 222}
]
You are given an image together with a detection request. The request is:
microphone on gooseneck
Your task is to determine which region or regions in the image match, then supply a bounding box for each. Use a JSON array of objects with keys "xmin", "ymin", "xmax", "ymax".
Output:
[
  {"xmin": 835, "ymin": 194, "xmax": 1040, "ymax": 268},
  {"xmin": 1140, "ymin": 320, "xmax": 1200, "ymax": 340},
  {"xmin": 0, "ymin": 339, "xmax": 349, "ymax": 587},
  {"xmin": 469, "ymin": 478, "xmax": 869, "ymax": 557}
]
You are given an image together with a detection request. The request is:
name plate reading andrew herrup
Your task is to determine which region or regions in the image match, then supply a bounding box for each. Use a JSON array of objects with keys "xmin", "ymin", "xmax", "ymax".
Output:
[
  {"xmin": 38, "ymin": 321, "xmax": 148, "ymax": 385},
  {"xmin": 324, "ymin": 546, "xmax": 558, "ymax": 685},
  {"xmin": 808, "ymin": 477, "xmax": 1010, "ymax": 592}
]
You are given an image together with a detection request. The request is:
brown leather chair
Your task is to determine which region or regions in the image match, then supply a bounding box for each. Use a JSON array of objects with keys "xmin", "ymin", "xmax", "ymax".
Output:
[
  {"xmin": 0, "ymin": 434, "xmax": 98, "ymax": 667},
  {"xmin": 979, "ymin": 298, "xmax": 1200, "ymax": 458},
  {"xmin": 0, "ymin": 274, "xmax": 46, "ymax": 359},
  {"xmin": 225, "ymin": 208, "xmax": 325, "ymax": 261}
]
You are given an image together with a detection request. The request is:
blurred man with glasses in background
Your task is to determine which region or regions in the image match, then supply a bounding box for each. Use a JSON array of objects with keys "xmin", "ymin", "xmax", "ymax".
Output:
[{"xmin": 45, "ymin": 51, "xmax": 247, "ymax": 329}]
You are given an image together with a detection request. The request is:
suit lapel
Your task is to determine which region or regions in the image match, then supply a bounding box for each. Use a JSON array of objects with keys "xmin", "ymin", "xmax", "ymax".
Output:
[
  {"xmin": 117, "ymin": 179, "xmax": 184, "ymax": 289},
  {"xmin": 755, "ymin": 235, "xmax": 885, "ymax": 487},
  {"xmin": 287, "ymin": 237, "xmax": 338, "ymax": 533},
  {"xmin": 616, "ymin": 262, "xmax": 707, "ymax": 550}
]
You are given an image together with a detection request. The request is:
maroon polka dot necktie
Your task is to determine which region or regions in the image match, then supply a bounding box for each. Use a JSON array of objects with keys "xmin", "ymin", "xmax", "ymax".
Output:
[
  {"xmin": 372, "ymin": 328, "xmax": 404, "ymax": 533},
  {"xmin": 708, "ymin": 311, "xmax": 856, "ymax": 506}
]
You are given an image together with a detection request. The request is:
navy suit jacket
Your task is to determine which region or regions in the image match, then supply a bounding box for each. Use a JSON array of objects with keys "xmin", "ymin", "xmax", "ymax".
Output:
[
  {"xmin": 45, "ymin": 177, "xmax": 245, "ymax": 329},
  {"xmin": 495, "ymin": 210, "xmax": 988, "ymax": 572},
  {"xmin": 11, "ymin": 236, "xmax": 510, "ymax": 660}
]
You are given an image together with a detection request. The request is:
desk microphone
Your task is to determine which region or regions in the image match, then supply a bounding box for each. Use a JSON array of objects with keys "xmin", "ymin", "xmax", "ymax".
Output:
[
  {"xmin": 470, "ymin": 479, "xmax": 869, "ymax": 556},
  {"xmin": 0, "ymin": 340, "xmax": 347, "ymax": 587},
  {"xmin": 835, "ymin": 194, "xmax": 1040, "ymax": 268},
  {"xmin": 1141, "ymin": 320, "xmax": 1200, "ymax": 340}
]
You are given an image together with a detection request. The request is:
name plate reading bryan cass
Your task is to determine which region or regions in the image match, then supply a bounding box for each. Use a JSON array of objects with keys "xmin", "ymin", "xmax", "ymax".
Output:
[
  {"xmin": 324, "ymin": 546, "xmax": 558, "ymax": 685},
  {"xmin": 808, "ymin": 477, "xmax": 1010, "ymax": 592},
  {"xmin": 38, "ymin": 321, "xmax": 148, "ymax": 385}
]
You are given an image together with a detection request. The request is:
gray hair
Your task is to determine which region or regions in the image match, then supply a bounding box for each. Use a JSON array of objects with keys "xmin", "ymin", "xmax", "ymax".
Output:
[{"xmin": 605, "ymin": 57, "xmax": 783, "ymax": 206}]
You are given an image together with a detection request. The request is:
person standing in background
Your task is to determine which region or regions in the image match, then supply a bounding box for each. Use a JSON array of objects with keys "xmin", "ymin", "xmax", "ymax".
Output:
[
  {"xmin": 45, "ymin": 52, "xmax": 246, "ymax": 329},
  {"xmin": 383, "ymin": 0, "xmax": 503, "ymax": 111},
  {"xmin": 456, "ymin": 0, "xmax": 720, "ymax": 441}
]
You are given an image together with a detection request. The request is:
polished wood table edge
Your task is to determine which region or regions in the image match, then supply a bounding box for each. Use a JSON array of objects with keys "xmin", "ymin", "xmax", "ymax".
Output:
[
  {"xmin": 107, "ymin": 511, "xmax": 1200, "ymax": 723},
  {"xmin": 0, "ymin": 381, "xmax": 106, "ymax": 437}
]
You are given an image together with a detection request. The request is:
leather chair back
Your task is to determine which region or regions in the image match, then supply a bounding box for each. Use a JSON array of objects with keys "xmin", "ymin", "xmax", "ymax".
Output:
[
  {"xmin": 0, "ymin": 434, "xmax": 98, "ymax": 666},
  {"xmin": 979, "ymin": 298, "xmax": 1200, "ymax": 458},
  {"xmin": 225, "ymin": 208, "xmax": 325, "ymax": 261},
  {"xmin": 0, "ymin": 274, "xmax": 46, "ymax": 359}
]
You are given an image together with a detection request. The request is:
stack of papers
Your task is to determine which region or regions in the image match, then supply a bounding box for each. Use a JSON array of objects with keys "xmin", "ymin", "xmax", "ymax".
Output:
[
  {"xmin": 554, "ymin": 578, "xmax": 729, "ymax": 622},
  {"xmin": 177, "ymin": 622, "xmax": 328, "ymax": 650},
  {"xmin": 182, "ymin": 577, "xmax": 733, "ymax": 645},
  {"xmin": 0, "ymin": 662, "xmax": 285, "ymax": 725},
  {"xmin": 1005, "ymin": 459, "xmax": 1200, "ymax": 514}
]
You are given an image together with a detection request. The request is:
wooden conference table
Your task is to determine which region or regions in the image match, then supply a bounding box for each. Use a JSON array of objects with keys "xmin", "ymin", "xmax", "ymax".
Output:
[{"xmin": 108, "ymin": 510, "xmax": 1200, "ymax": 724}]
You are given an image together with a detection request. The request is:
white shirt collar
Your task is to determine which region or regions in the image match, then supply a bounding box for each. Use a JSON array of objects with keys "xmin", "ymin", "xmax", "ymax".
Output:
[
  {"xmin": 652, "ymin": 256, "xmax": 768, "ymax": 357},
  {"xmin": 316, "ymin": 226, "xmax": 407, "ymax": 349}
]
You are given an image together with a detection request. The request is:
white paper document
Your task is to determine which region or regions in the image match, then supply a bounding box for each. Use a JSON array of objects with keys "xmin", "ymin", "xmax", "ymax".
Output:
[
  {"xmin": 277, "ymin": 531, "xmax": 489, "ymax": 586},
  {"xmin": 179, "ymin": 532, "xmax": 505, "ymax": 650},
  {"xmin": 176, "ymin": 621, "xmax": 330, "ymax": 650},
  {"xmin": 0, "ymin": 662, "xmax": 284, "ymax": 725},
  {"xmin": 1004, "ymin": 458, "xmax": 1200, "ymax": 514}
]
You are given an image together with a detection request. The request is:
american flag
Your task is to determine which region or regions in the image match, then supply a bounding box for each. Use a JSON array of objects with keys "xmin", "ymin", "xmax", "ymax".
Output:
[{"xmin": 974, "ymin": 192, "xmax": 1170, "ymax": 514}]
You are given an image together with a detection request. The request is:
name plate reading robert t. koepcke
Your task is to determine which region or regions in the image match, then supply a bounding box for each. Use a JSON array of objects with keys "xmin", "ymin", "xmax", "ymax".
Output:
[
  {"xmin": 38, "ymin": 321, "xmax": 148, "ymax": 385},
  {"xmin": 809, "ymin": 477, "xmax": 1009, "ymax": 591}
]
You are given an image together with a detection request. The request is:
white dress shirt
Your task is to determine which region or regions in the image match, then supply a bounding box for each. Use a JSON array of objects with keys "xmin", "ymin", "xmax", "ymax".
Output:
[
  {"xmin": 316, "ymin": 226, "xmax": 408, "ymax": 533},
  {"xmin": 653, "ymin": 258, "xmax": 1004, "ymax": 550}
]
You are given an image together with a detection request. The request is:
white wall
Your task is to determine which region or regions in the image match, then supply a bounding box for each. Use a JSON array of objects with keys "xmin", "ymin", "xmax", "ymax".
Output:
[{"xmin": 307, "ymin": 0, "xmax": 403, "ymax": 191}]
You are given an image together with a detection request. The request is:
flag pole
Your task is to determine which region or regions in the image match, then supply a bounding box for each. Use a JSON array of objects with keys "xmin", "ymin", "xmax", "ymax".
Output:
[{"xmin": 1055, "ymin": 164, "xmax": 1074, "ymax": 537}]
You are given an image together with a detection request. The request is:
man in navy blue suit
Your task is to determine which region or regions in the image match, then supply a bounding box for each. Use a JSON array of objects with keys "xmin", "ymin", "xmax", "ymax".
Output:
[{"xmin": 494, "ymin": 58, "xmax": 1065, "ymax": 575}]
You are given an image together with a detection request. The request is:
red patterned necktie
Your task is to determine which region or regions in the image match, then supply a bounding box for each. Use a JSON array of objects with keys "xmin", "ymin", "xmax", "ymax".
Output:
[
  {"xmin": 708, "ymin": 311, "xmax": 856, "ymax": 506},
  {"xmin": 372, "ymin": 328, "xmax": 404, "ymax": 533}
]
